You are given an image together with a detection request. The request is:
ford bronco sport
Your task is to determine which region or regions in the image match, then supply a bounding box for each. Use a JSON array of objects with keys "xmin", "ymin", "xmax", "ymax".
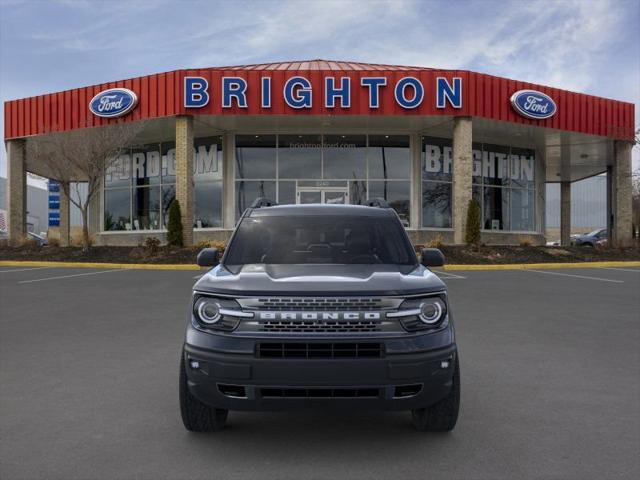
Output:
[{"xmin": 179, "ymin": 198, "xmax": 460, "ymax": 432}]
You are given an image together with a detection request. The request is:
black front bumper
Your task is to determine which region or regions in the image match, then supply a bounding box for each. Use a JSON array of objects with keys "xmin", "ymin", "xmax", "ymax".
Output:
[{"xmin": 183, "ymin": 325, "xmax": 457, "ymax": 411}]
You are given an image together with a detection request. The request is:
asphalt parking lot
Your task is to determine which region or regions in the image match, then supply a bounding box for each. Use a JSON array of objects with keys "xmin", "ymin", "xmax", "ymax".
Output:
[{"xmin": 1, "ymin": 265, "xmax": 639, "ymax": 480}]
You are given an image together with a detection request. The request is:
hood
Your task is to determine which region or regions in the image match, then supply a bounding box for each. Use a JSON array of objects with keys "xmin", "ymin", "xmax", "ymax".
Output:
[{"xmin": 194, "ymin": 264, "xmax": 446, "ymax": 296}]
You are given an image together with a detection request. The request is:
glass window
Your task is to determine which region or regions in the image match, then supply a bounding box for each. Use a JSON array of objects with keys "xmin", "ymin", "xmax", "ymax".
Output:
[
  {"xmin": 194, "ymin": 137, "xmax": 223, "ymax": 183},
  {"xmin": 194, "ymin": 181, "xmax": 223, "ymax": 228},
  {"xmin": 132, "ymin": 186, "xmax": 161, "ymax": 230},
  {"xmin": 509, "ymin": 147, "xmax": 535, "ymax": 188},
  {"xmin": 472, "ymin": 142, "xmax": 483, "ymax": 184},
  {"xmin": 278, "ymin": 180, "xmax": 296, "ymax": 205},
  {"xmin": 482, "ymin": 144, "xmax": 510, "ymax": 187},
  {"xmin": 161, "ymin": 185, "xmax": 175, "ymax": 228},
  {"xmin": 349, "ymin": 180, "xmax": 367, "ymax": 205},
  {"xmin": 235, "ymin": 135, "xmax": 276, "ymax": 179},
  {"xmin": 235, "ymin": 180, "xmax": 276, "ymax": 218},
  {"xmin": 510, "ymin": 188, "xmax": 535, "ymax": 231},
  {"xmin": 106, "ymin": 153, "xmax": 131, "ymax": 188},
  {"xmin": 484, "ymin": 186, "xmax": 509, "ymax": 230},
  {"xmin": 278, "ymin": 134, "xmax": 322, "ymax": 179},
  {"xmin": 369, "ymin": 180, "xmax": 410, "ymax": 227},
  {"xmin": 422, "ymin": 137, "xmax": 452, "ymax": 182},
  {"xmin": 104, "ymin": 188, "xmax": 131, "ymax": 231},
  {"xmin": 368, "ymin": 135, "xmax": 410, "ymax": 179},
  {"xmin": 161, "ymin": 142, "xmax": 176, "ymax": 183},
  {"xmin": 422, "ymin": 181, "xmax": 452, "ymax": 228},
  {"xmin": 323, "ymin": 135, "xmax": 366, "ymax": 179},
  {"xmin": 132, "ymin": 144, "xmax": 161, "ymax": 187}
]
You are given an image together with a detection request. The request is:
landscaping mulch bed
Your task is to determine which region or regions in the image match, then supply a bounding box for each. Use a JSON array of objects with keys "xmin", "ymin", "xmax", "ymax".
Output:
[{"xmin": 1, "ymin": 244, "xmax": 638, "ymax": 265}]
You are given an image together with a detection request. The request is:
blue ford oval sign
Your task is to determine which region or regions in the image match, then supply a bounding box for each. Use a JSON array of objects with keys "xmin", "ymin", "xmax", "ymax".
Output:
[
  {"xmin": 89, "ymin": 88, "xmax": 138, "ymax": 118},
  {"xmin": 510, "ymin": 90, "xmax": 556, "ymax": 120}
]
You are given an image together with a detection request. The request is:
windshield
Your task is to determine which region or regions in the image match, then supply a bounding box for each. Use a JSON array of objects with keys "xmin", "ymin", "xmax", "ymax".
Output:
[{"xmin": 224, "ymin": 215, "xmax": 417, "ymax": 267}]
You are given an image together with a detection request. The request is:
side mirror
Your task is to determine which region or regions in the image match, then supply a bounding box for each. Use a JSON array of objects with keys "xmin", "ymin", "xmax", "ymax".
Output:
[
  {"xmin": 197, "ymin": 248, "xmax": 219, "ymax": 267},
  {"xmin": 420, "ymin": 248, "xmax": 445, "ymax": 268}
]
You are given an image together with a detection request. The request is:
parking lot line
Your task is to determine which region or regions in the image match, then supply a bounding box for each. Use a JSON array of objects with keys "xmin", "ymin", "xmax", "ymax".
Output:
[
  {"xmin": 18, "ymin": 269, "xmax": 128, "ymax": 284},
  {"xmin": 0, "ymin": 267, "xmax": 53, "ymax": 273},
  {"xmin": 525, "ymin": 269, "xmax": 624, "ymax": 283},
  {"xmin": 597, "ymin": 267, "xmax": 640, "ymax": 273}
]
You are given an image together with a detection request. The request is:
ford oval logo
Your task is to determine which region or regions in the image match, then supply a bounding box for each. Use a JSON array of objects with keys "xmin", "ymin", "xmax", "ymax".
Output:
[
  {"xmin": 510, "ymin": 89, "xmax": 556, "ymax": 120},
  {"xmin": 89, "ymin": 88, "xmax": 138, "ymax": 118}
]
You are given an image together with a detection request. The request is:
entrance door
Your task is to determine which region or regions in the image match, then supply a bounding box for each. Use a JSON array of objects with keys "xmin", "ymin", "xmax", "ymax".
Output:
[{"xmin": 297, "ymin": 187, "xmax": 349, "ymax": 204}]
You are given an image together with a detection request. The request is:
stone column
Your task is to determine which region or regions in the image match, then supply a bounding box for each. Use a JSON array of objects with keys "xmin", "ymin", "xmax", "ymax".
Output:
[
  {"xmin": 610, "ymin": 141, "xmax": 633, "ymax": 247},
  {"xmin": 222, "ymin": 133, "xmax": 236, "ymax": 229},
  {"xmin": 59, "ymin": 182, "xmax": 71, "ymax": 247},
  {"xmin": 175, "ymin": 115, "xmax": 194, "ymax": 246},
  {"xmin": 6, "ymin": 139, "xmax": 27, "ymax": 245},
  {"xmin": 560, "ymin": 181, "xmax": 571, "ymax": 246},
  {"xmin": 410, "ymin": 133, "xmax": 422, "ymax": 230},
  {"xmin": 452, "ymin": 117, "xmax": 473, "ymax": 244}
]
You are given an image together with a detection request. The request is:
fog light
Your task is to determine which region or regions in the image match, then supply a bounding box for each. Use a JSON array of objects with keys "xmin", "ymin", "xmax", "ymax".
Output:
[
  {"xmin": 189, "ymin": 360, "xmax": 200, "ymax": 370},
  {"xmin": 440, "ymin": 360, "xmax": 450, "ymax": 369}
]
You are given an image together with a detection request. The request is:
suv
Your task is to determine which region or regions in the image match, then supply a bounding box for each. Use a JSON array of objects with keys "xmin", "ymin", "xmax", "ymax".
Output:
[{"xmin": 179, "ymin": 199, "xmax": 460, "ymax": 432}]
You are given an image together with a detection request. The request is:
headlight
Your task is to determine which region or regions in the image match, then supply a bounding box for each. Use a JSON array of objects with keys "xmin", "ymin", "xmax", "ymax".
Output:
[
  {"xmin": 195, "ymin": 298, "xmax": 221, "ymax": 324},
  {"xmin": 387, "ymin": 295, "xmax": 447, "ymax": 331},
  {"xmin": 192, "ymin": 295, "xmax": 252, "ymax": 331},
  {"xmin": 419, "ymin": 298, "xmax": 445, "ymax": 324}
]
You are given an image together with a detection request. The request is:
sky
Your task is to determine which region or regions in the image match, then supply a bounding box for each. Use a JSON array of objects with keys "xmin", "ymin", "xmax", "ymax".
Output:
[{"xmin": 0, "ymin": 0, "xmax": 638, "ymax": 183}]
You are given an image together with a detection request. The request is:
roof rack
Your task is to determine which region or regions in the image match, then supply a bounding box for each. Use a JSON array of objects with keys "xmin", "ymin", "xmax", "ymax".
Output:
[
  {"xmin": 364, "ymin": 197, "xmax": 391, "ymax": 208},
  {"xmin": 250, "ymin": 197, "xmax": 278, "ymax": 208}
]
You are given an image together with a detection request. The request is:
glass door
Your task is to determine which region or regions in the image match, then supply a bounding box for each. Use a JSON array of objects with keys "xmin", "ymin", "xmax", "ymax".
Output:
[{"xmin": 296, "ymin": 187, "xmax": 349, "ymax": 204}]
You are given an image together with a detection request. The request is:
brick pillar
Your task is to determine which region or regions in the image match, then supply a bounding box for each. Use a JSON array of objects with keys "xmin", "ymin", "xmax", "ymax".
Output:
[
  {"xmin": 560, "ymin": 181, "xmax": 571, "ymax": 246},
  {"xmin": 59, "ymin": 181, "xmax": 71, "ymax": 247},
  {"xmin": 610, "ymin": 141, "xmax": 633, "ymax": 247},
  {"xmin": 6, "ymin": 139, "xmax": 27, "ymax": 245},
  {"xmin": 452, "ymin": 117, "xmax": 473, "ymax": 244},
  {"xmin": 175, "ymin": 115, "xmax": 194, "ymax": 246}
]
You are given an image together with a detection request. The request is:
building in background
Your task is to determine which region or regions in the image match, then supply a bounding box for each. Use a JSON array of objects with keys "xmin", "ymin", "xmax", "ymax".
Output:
[
  {"xmin": 3, "ymin": 60, "xmax": 635, "ymax": 247},
  {"xmin": 546, "ymin": 175, "xmax": 607, "ymax": 240},
  {"xmin": 0, "ymin": 177, "xmax": 48, "ymax": 234}
]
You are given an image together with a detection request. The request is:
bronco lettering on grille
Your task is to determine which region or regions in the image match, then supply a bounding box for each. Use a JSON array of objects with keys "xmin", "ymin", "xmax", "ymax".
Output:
[{"xmin": 258, "ymin": 312, "xmax": 381, "ymax": 321}]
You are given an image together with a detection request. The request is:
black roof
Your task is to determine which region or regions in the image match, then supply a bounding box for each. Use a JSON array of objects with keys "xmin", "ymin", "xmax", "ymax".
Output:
[{"xmin": 247, "ymin": 203, "xmax": 396, "ymax": 217}]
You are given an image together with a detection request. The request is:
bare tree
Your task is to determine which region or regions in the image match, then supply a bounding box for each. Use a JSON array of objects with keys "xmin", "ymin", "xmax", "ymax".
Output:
[{"xmin": 27, "ymin": 122, "xmax": 143, "ymax": 250}]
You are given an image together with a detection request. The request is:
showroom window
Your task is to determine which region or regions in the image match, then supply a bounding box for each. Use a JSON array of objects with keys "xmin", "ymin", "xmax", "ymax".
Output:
[
  {"xmin": 103, "ymin": 136, "xmax": 223, "ymax": 231},
  {"xmin": 234, "ymin": 134, "xmax": 410, "ymax": 225},
  {"xmin": 422, "ymin": 137, "xmax": 452, "ymax": 228},
  {"xmin": 423, "ymin": 137, "xmax": 537, "ymax": 232}
]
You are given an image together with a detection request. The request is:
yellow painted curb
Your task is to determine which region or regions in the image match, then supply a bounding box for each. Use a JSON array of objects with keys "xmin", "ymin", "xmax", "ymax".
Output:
[
  {"xmin": 0, "ymin": 260, "xmax": 201, "ymax": 270},
  {"xmin": 444, "ymin": 261, "xmax": 640, "ymax": 271}
]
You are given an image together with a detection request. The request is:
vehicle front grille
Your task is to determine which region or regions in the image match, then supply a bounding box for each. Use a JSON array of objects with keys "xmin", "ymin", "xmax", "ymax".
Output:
[
  {"xmin": 257, "ymin": 342, "xmax": 384, "ymax": 359},
  {"xmin": 259, "ymin": 320, "xmax": 381, "ymax": 333},
  {"xmin": 237, "ymin": 297, "xmax": 401, "ymax": 311},
  {"xmin": 260, "ymin": 387, "xmax": 380, "ymax": 398}
]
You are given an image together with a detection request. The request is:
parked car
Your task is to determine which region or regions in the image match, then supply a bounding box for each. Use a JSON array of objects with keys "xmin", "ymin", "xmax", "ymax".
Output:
[
  {"xmin": 180, "ymin": 198, "xmax": 460, "ymax": 432},
  {"xmin": 571, "ymin": 229, "xmax": 607, "ymax": 247}
]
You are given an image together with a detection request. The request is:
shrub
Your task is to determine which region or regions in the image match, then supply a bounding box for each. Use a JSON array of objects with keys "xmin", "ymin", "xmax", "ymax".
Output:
[
  {"xmin": 48, "ymin": 237, "xmax": 60, "ymax": 247},
  {"xmin": 195, "ymin": 239, "xmax": 227, "ymax": 252},
  {"xmin": 465, "ymin": 199, "xmax": 481, "ymax": 246},
  {"xmin": 426, "ymin": 234, "xmax": 445, "ymax": 249},
  {"xmin": 166, "ymin": 200, "xmax": 183, "ymax": 247},
  {"xmin": 144, "ymin": 236, "xmax": 161, "ymax": 255}
]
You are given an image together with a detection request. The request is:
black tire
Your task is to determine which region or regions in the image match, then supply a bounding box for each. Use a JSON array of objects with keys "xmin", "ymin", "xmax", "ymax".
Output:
[
  {"xmin": 411, "ymin": 357, "xmax": 460, "ymax": 432},
  {"xmin": 179, "ymin": 352, "xmax": 228, "ymax": 432}
]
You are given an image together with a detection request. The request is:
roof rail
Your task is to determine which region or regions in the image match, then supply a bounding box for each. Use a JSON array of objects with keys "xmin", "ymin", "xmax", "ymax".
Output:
[
  {"xmin": 364, "ymin": 197, "xmax": 391, "ymax": 208},
  {"xmin": 250, "ymin": 197, "xmax": 278, "ymax": 208}
]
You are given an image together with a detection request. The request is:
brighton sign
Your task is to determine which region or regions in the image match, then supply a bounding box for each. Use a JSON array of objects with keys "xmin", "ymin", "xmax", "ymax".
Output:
[
  {"xmin": 183, "ymin": 75, "xmax": 464, "ymax": 110},
  {"xmin": 89, "ymin": 88, "xmax": 138, "ymax": 118},
  {"xmin": 510, "ymin": 89, "xmax": 557, "ymax": 120}
]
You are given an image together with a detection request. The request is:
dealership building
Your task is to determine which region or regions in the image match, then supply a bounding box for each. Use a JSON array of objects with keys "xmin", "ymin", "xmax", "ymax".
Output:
[{"xmin": 3, "ymin": 60, "xmax": 636, "ymax": 246}]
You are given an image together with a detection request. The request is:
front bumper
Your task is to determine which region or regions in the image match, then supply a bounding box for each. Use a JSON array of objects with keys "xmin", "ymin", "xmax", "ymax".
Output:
[{"xmin": 183, "ymin": 325, "xmax": 457, "ymax": 411}]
